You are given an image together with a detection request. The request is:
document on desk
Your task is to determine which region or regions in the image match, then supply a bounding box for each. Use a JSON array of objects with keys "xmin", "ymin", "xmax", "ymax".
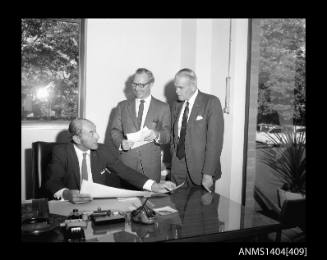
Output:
[
  {"xmin": 80, "ymin": 180, "xmax": 153, "ymax": 198},
  {"xmin": 126, "ymin": 126, "xmax": 152, "ymax": 149}
]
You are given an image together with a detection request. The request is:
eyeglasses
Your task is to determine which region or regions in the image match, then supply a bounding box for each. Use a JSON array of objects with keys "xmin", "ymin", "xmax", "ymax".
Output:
[{"xmin": 131, "ymin": 81, "xmax": 152, "ymax": 89}]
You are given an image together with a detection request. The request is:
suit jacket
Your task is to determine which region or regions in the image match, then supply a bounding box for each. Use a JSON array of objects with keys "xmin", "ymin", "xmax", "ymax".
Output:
[
  {"xmin": 111, "ymin": 96, "xmax": 171, "ymax": 182},
  {"xmin": 46, "ymin": 142, "xmax": 149, "ymax": 196},
  {"xmin": 171, "ymin": 91, "xmax": 224, "ymax": 185}
]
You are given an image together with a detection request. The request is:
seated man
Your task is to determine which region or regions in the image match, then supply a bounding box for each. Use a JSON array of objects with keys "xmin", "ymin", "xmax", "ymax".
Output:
[{"xmin": 46, "ymin": 118, "xmax": 176, "ymax": 203}]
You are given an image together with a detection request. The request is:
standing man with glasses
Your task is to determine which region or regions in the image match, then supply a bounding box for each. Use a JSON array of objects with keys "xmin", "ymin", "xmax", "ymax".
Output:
[
  {"xmin": 111, "ymin": 68, "xmax": 171, "ymax": 183},
  {"xmin": 170, "ymin": 68, "xmax": 224, "ymax": 192}
]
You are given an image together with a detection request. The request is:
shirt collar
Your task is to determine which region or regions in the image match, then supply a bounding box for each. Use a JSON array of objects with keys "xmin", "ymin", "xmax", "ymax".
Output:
[
  {"xmin": 136, "ymin": 95, "xmax": 151, "ymax": 103},
  {"xmin": 73, "ymin": 144, "xmax": 90, "ymax": 156},
  {"xmin": 186, "ymin": 89, "xmax": 198, "ymax": 106}
]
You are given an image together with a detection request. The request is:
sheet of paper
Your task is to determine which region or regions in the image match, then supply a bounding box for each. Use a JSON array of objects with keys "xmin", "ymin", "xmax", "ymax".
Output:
[
  {"xmin": 153, "ymin": 206, "xmax": 178, "ymax": 215},
  {"xmin": 163, "ymin": 181, "xmax": 185, "ymax": 193},
  {"xmin": 80, "ymin": 180, "xmax": 154, "ymax": 198},
  {"xmin": 126, "ymin": 127, "xmax": 152, "ymax": 149}
]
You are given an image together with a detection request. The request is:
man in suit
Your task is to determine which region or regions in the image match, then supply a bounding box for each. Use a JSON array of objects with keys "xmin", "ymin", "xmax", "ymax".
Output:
[
  {"xmin": 111, "ymin": 68, "xmax": 171, "ymax": 182},
  {"xmin": 170, "ymin": 68, "xmax": 224, "ymax": 192},
  {"xmin": 46, "ymin": 118, "xmax": 176, "ymax": 203}
]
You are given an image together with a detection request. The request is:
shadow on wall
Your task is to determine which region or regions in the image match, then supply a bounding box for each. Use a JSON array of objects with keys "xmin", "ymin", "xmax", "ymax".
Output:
[
  {"xmin": 164, "ymin": 79, "xmax": 177, "ymax": 110},
  {"xmin": 162, "ymin": 79, "xmax": 177, "ymax": 169},
  {"xmin": 124, "ymin": 74, "xmax": 135, "ymax": 101},
  {"xmin": 104, "ymin": 74, "xmax": 134, "ymax": 146},
  {"xmin": 56, "ymin": 129, "xmax": 71, "ymax": 143},
  {"xmin": 24, "ymin": 129, "xmax": 71, "ymax": 199}
]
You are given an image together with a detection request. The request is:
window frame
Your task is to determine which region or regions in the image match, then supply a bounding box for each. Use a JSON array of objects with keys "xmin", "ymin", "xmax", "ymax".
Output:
[{"xmin": 21, "ymin": 18, "xmax": 86, "ymax": 126}]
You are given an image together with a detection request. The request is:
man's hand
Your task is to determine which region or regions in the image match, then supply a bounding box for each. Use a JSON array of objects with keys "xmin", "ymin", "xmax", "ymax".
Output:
[
  {"xmin": 151, "ymin": 181, "xmax": 176, "ymax": 193},
  {"xmin": 144, "ymin": 129, "xmax": 159, "ymax": 142},
  {"xmin": 202, "ymin": 174, "xmax": 214, "ymax": 193},
  {"xmin": 63, "ymin": 189, "xmax": 92, "ymax": 204},
  {"xmin": 201, "ymin": 192, "xmax": 213, "ymax": 205},
  {"xmin": 122, "ymin": 139, "xmax": 134, "ymax": 150}
]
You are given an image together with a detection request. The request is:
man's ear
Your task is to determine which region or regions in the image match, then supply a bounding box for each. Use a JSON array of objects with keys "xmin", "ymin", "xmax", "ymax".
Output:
[{"xmin": 72, "ymin": 135, "xmax": 80, "ymax": 144}]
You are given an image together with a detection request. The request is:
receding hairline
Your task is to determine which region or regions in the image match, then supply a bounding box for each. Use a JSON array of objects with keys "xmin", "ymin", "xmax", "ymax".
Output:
[
  {"xmin": 134, "ymin": 68, "xmax": 155, "ymax": 83},
  {"xmin": 69, "ymin": 118, "xmax": 94, "ymax": 136},
  {"xmin": 175, "ymin": 68, "xmax": 197, "ymax": 84}
]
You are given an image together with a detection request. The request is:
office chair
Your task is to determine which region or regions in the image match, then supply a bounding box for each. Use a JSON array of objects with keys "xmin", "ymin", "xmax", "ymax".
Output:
[{"xmin": 31, "ymin": 141, "xmax": 59, "ymax": 199}]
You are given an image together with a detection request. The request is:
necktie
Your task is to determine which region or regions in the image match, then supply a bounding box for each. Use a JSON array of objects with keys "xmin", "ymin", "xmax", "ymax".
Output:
[
  {"xmin": 81, "ymin": 152, "xmax": 88, "ymax": 183},
  {"xmin": 137, "ymin": 99, "xmax": 145, "ymax": 130},
  {"xmin": 176, "ymin": 101, "xmax": 189, "ymax": 159}
]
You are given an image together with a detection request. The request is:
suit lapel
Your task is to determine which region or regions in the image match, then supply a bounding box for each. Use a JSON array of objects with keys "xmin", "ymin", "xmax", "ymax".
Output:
[
  {"xmin": 173, "ymin": 102, "xmax": 183, "ymax": 143},
  {"xmin": 90, "ymin": 150, "xmax": 98, "ymax": 183},
  {"xmin": 144, "ymin": 97, "xmax": 156, "ymax": 128},
  {"xmin": 68, "ymin": 144, "xmax": 81, "ymax": 190},
  {"xmin": 188, "ymin": 91, "xmax": 203, "ymax": 124},
  {"xmin": 127, "ymin": 99, "xmax": 139, "ymax": 129}
]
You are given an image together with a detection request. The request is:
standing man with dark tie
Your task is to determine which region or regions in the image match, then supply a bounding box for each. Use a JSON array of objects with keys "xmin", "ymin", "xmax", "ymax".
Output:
[
  {"xmin": 170, "ymin": 68, "xmax": 224, "ymax": 192},
  {"xmin": 111, "ymin": 68, "xmax": 171, "ymax": 182}
]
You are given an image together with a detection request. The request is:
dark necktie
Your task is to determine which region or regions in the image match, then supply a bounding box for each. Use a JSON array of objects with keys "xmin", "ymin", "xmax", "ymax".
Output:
[
  {"xmin": 176, "ymin": 101, "xmax": 189, "ymax": 159},
  {"xmin": 81, "ymin": 152, "xmax": 88, "ymax": 183},
  {"xmin": 137, "ymin": 99, "xmax": 145, "ymax": 130}
]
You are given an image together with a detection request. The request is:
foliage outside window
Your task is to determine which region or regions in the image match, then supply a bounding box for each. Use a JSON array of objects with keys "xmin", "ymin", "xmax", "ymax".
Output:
[
  {"xmin": 257, "ymin": 19, "xmax": 305, "ymax": 127},
  {"xmin": 21, "ymin": 19, "xmax": 81, "ymax": 121}
]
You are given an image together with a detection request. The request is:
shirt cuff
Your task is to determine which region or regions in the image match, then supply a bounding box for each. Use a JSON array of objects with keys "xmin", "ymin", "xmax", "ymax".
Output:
[
  {"xmin": 143, "ymin": 179, "xmax": 155, "ymax": 191},
  {"xmin": 54, "ymin": 188, "xmax": 69, "ymax": 200}
]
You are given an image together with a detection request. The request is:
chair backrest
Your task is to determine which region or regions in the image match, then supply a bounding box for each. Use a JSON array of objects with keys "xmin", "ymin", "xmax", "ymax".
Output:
[{"xmin": 31, "ymin": 141, "xmax": 58, "ymax": 199}]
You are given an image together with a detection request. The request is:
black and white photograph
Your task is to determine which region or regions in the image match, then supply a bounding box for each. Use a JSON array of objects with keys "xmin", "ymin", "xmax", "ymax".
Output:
[{"xmin": 21, "ymin": 18, "xmax": 306, "ymax": 248}]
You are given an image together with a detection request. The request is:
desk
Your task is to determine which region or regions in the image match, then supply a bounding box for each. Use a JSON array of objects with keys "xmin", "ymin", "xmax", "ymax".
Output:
[{"xmin": 21, "ymin": 187, "xmax": 281, "ymax": 242}]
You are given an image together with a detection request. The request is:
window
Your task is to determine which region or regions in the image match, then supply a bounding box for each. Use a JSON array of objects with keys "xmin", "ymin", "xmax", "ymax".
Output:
[
  {"xmin": 243, "ymin": 19, "xmax": 305, "ymax": 210},
  {"xmin": 21, "ymin": 19, "xmax": 85, "ymax": 121}
]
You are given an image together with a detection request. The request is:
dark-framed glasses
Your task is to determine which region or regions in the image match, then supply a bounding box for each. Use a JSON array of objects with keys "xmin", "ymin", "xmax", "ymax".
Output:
[{"xmin": 131, "ymin": 81, "xmax": 152, "ymax": 89}]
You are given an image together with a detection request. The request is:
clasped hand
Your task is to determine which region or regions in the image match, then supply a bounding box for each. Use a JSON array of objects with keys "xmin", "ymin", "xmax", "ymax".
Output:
[
  {"xmin": 151, "ymin": 181, "xmax": 176, "ymax": 193},
  {"xmin": 144, "ymin": 129, "xmax": 158, "ymax": 142}
]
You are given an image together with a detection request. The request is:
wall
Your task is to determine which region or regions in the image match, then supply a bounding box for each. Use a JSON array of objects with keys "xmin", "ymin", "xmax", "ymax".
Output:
[
  {"xmin": 85, "ymin": 19, "xmax": 182, "ymax": 142},
  {"xmin": 179, "ymin": 19, "xmax": 249, "ymax": 203},
  {"xmin": 21, "ymin": 19, "xmax": 249, "ymax": 204}
]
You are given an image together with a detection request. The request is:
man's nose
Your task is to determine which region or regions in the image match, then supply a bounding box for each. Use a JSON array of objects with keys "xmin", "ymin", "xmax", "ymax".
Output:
[{"xmin": 94, "ymin": 132, "xmax": 100, "ymax": 140}]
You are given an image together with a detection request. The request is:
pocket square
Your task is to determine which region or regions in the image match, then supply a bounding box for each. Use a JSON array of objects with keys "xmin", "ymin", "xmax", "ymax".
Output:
[{"xmin": 196, "ymin": 115, "xmax": 204, "ymax": 121}]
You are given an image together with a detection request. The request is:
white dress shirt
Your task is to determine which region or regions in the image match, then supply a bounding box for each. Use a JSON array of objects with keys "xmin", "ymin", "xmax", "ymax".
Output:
[
  {"xmin": 178, "ymin": 89, "xmax": 199, "ymax": 137},
  {"xmin": 53, "ymin": 144, "xmax": 154, "ymax": 200},
  {"xmin": 135, "ymin": 94, "xmax": 152, "ymax": 129}
]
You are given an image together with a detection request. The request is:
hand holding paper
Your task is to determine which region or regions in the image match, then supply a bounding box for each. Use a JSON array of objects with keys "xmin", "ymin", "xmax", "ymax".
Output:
[{"xmin": 125, "ymin": 127, "xmax": 153, "ymax": 149}]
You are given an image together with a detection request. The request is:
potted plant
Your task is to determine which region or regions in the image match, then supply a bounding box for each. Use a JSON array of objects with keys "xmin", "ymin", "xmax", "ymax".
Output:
[{"xmin": 260, "ymin": 127, "xmax": 306, "ymax": 208}]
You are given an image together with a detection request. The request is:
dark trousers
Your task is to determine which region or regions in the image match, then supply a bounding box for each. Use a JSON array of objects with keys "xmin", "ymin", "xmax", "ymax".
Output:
[{"xmin": 170, "ymin": 152, "xmax": 196, "ymax": 188}]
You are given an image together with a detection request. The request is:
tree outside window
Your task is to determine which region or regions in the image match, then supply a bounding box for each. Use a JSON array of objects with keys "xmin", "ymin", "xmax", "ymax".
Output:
[
  {"xmin": 21, "ymin": 19, "xmax": 81, "ymax": 121},
  {"xmin": 257, "ymin": 19, "xmax": 305, "ymax": 128}
]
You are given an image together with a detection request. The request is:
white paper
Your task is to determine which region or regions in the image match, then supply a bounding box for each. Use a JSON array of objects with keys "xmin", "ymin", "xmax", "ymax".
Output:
[
  {"xmin": 165, "ymin": 181, "xmax": 185, "ymax": 192},
  {"xmin": 153, "ymin": 206, "xmax": 178, "ymax": 215},
  {"xmin": 80, "ymin": 180, "xmax": 154, "ymax": 198},
  {"xmin": 126, "ymin": 127, "xmax": 152, "ymax": 149}
]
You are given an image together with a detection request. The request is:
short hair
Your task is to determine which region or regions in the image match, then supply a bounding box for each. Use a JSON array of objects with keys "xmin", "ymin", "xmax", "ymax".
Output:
[
  {"xmin": 175, "ymin": 68, "xmax": 197, "ymax": 84},
  {"xmin": 135, "ymin": 68, "xmax": 155, "ymax": 84},
  {"xmin": 68, "ymin": 118, "xmax": 93, "ymax": 137}
]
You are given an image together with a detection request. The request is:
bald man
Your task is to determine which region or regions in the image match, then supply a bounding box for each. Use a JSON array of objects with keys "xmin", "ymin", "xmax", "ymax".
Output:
[{"xmin": 46, "ymin": 118, "xmax": 176, "ymax": 203}]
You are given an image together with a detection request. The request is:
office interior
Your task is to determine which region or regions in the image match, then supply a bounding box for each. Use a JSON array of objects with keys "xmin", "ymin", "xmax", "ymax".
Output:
[{"xmin": 21, "ymin": 19, "xmax": 305, "ymax": 242}]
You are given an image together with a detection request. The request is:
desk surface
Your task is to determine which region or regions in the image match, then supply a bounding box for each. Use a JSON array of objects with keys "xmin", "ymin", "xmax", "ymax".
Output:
[{"xmin": 22, "ymin": 187, "xmax": 280, "ymax": 242}]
